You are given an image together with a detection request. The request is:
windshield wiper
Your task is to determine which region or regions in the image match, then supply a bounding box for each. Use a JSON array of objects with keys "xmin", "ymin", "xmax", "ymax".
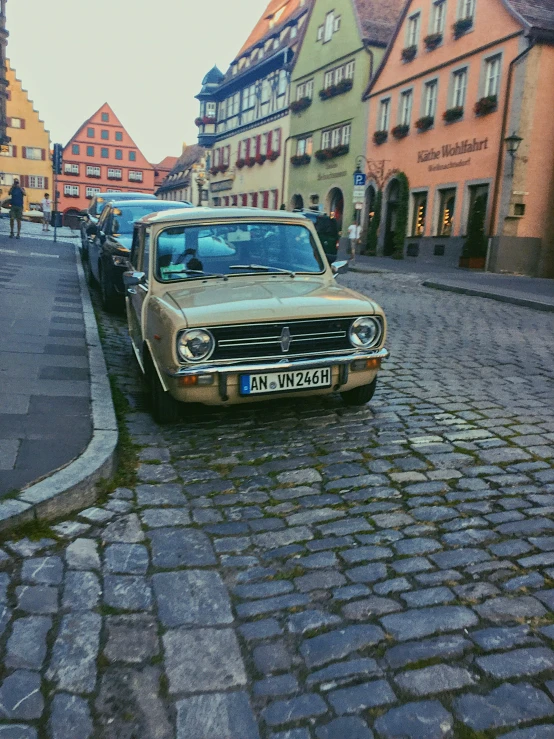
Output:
[
  {"xmin": 165, "ymin": 269, "xmax": 228, "ymax": 281},
  {"xmin": 229, "ymin": 264, "xmax": 296, "ymax": 277}
]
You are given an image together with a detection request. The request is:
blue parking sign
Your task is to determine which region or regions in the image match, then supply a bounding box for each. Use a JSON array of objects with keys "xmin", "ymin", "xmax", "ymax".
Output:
[{"xmin": 354, "ymin": 172, "xmax": 366, "ymax": 187}]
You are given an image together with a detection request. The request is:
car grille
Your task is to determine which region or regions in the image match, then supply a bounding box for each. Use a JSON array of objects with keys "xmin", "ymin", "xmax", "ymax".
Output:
[{"xmin": 210, "ymin": 318, "xmax": 356, "ymax": 362}]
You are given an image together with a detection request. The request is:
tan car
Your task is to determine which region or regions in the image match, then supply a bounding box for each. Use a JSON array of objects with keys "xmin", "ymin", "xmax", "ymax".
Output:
[{"xmin": 123, "ymin": 208, "xmax": 388, "ymax": 423}]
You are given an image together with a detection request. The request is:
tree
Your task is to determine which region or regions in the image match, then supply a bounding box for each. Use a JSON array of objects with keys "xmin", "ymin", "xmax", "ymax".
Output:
[{"xmin": 365, "ymin": 190, "xmax": 382, "ymax": 255}]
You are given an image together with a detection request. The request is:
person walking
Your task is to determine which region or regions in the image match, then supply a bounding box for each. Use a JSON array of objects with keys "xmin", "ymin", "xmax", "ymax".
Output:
[
  {"xmin": 347, "ymin": 220, "xmax": 361, "ymax": 259},
  {"xmin": 8, "ymin": 178, "xmax": 26, "ymax": 239},
  {"xmin": 41, "ymin": 192, "xmax": 52, "ymax": 232}
]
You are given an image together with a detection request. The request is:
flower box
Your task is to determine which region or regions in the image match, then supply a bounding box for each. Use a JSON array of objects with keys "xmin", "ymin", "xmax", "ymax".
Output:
[
  {"xmin": 424, "ymin": 32, "xmax": 443, "ymax": 50},
  {"xmin": 246, "ymin": 157, "xmax": 256, "ymax": 168},
  {"xmin": 443, "ymin": 106, "xmax": 464, "ymax": 123},
  {"xmin": 267, "ymin": 150, "xmax": 279, "ymax": 161},
  {"xmin": 209, "ymin": 167, "xmax": 219, "ymax": 175},
  {"xmin": 314, "ymin": 144, "xmax": 349, "ymax": 162},
  {"xmin": 336, "ymin": 78, "xmax": 353, "ymax": 94},
  {"xmin": 373, "ymin": 130, "xmax": 388, "ymax": 145},
  {"xmin": 453, "ymin": 17, "xmax": 473, "ymax": 38},
  {"xmin": 195, "ymin": 116, "xmax": 215, "ymax": 126},
  {"xmin": 318, "ymin": 78, "xmax": 353, "ymax": 101},
  {"xmin": 236, "ymin": 158, "xmax": 245, "ymax": 169},
  {"xmin": 391, "ymin": 124, "xmax": 410, "ymax": 139},
  {"xmin": 290, "ymin": 154, "xmax": 311, "ymax": 166},
  {"xmin": 255, "ymin": 153, "xmax": 266, "ymax": 165},
  {"xmin": 474, "ymin": 95, "xmax": 498, "ymax": 116},
  {"xmin": 194, "ymin": 117, "xmax": 203, "ymax": 127},
  {"xmin": 331, "ymin": 143, "xmax": 349, "ymax": 157},
  {"xmin": 217, "ymin": 164, "xmax": 228, "ymax": 173},
  {"xmin": 315, "ymin": 149, "xmax": 333, "ymax": 161},
  {"xmin": 401, "ymin": 45, "xmax": 417, "ymax": 62},
  {"xmin": 290, "ymin": 97, "xmax": 312, "ymax": 113},
  {"xmin": 415, "ymin": 115, "xmax": 434, "ymax": 131}
]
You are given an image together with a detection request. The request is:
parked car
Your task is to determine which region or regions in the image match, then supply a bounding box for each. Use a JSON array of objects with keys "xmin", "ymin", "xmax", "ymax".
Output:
[
  {"xmin": 297, "ymin": 210, "xmax": 340, "ymax": 263},
  {"xmin": 85, "ymin": 199, "xmax": 192, "ymax": 311},
  {"xmin": 123, "ymin": 208, "xmax": 388, "ymax": 423},
  {"xmin": 79, "ymin": 191, "xmax": 159, "ymax": 250}
]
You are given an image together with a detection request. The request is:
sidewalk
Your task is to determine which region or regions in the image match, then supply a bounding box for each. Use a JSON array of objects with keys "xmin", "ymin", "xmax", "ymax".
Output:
[
  {"xmin": 350, "ymin": 254, "xmax": 554, "ymax": 312},
  {"xmin": 0, "ymin": 224, "xmax": 93, "ymax": 495}
]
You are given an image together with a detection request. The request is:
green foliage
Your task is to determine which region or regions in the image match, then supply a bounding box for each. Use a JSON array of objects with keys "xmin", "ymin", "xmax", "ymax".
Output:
[
  {"xmin": 462, "ymin": 194, "xmax": 488, "ymax": 258},
  {"xmin": 365, "ymin": 189, "xmax": 382, "ymax": 255},
  {"xmin": 392, "ymin": 172, "xmax": 409, "ymax": 259}
]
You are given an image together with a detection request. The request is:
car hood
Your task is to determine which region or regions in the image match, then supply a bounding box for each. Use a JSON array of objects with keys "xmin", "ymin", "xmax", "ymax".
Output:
[{"xmin": 163, "ymin": 275, "xmax": 380, "ymax": 327}]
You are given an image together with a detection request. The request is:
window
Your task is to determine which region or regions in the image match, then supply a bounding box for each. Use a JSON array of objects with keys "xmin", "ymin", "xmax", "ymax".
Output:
[
  {"xmin": 87, "ymin": 127, "xmax": 94, "ymax": 137},
  {"xmin": 345, "ymin": 61, "xmax": 355, "ymax": 79},
  {"xmin": 400, "ymin": 90, "xmax": 413, "ymax": 126},
  {"xmin": 23, "ymin": 147, "xmax": 44, "ymax": 160},
  {"xmin": 129, "ymin": 171, "xmax": 143, "ymax": 182},
  {"xmin": 331, "ymin": 127, "xmax": 341, "ymax": 148},
  {"xmin": 101, "ymin": 130, "xmax": 109, "ymax": 140},
  {"xmin": 86, "ymin": 146, "xmax": 94, "ymax": 157},
  {"xmin": 407, "ymin": 13, "xmax": 420, "ymax": 47},
  {"xmin": 101, "ymin": 112, "xmax": 109, "ymax": 122},
  {"xmin": 342, "ymin": 123, "xmax": 351, "ymax": 146},
  {"xmin": 86, "ymin": 186, "xmax": 101, "ymax": 198},
  {"xmin": 72, "ymin": 144, "xmax": 80, "ymax": 155},
  {"xmin": 242, "ymin": 84, "xmax": 256, "ymax": 111},
  {"xmin": 100, "ymin": 148, "xmax": 108, "ymax": 158},
  {"xmin": 334, "ymin": 16, "xmax": 341, "ymax": 32},
  {"xmin": 412, "ymin": 192, "xmax": 427, "ymax": 236},
  {"xmin": 290, "ymin": 25, "xmax": 297, "ymax": 39},
  {"xmin": 437, "ymin": 188, "xmax": 456, "ymax": 235},
  {"xmin": 322, "ymin": 130, "xmax": 330, "ymax": 149},
  {"xmin": 272, "ymin": 128, "xmax": 282, "ymax": 153},
  {"xmin": 321, "ymin": 124, "xmax": 350, "ymax": 150},
  {"xmin": 129, "ymin": 151, "xmax": 136, "ymax": 161},
  {"xmin": 28, "ymin": 176, "xmax": 45, "ymax": 189},
  {"xmin": 317, "ymin": 25, "xmax": 324, "ymax": 41},
  {"xmin": 484, "ymin": 55, "xmax": 501, "ymax": 97},
  {"xmin": 9, "ymin": 117, "xmax": 24, "ymax": 128},
  {"xmin": 296, "ymin": 136, "xmax": 313, "ymax": 156},
  {"xmin": 0, "ymin": 144, "xmax": 15, "ymax": 157},
  {"xmin": 278, "ymin": 69, "xmax": 287, "ymax": 96},
  {"xmin": 115, "ymin": 149, "xmax": 122, "ymax": 160},
  {"xmin": 106, "ymin": 189, "xmax": 121, "ymax": 193},
  {"xmin": 64, "ymin": 163, "xmax": 78, "ymax": 174},
  {"xmin": 432, "ymin": 0, "xmax": 446, "ymax": 33},
  {"xmin": 424, "ymin": 80, "xmax": 438, "ymax": 118},
  {"xmin": 107, "ymin": 168, "xmax": 122, "ymax": 179},
  {"xmin": 296, "ymin": 79, "xmax": 314, "ymax": 100},
  {"xmin": 86, "ymin": 165, "xmax": 101, "ymax": 177},
  {"xmin": 206, "ymin": 102, "xmax": 216, "ymax": 119},
  {"xmin": 64, "ymin": 184, "xmax": 79, "ymax": 197},
  {"xmin": 379, "ymin": 98, "xmax": 391, "ymax": 130},
  {"xmin": 115, "ymin": 131, "xmax": 123, "ymax": 141},
  {"xmin": 452, "ymin": 68, "xmax": 468, "ymax": 108},
  {"xmin": 324, "ymin": 70, "xmax": 334, "ymax": 88},
  {"xmin": 261, "ymin": 133, "xmax": 269, "ymax": 156},
  {"xmin": 324, "ymin": 11, "xmax": 334, "ymax": 42},
  {"xmin": 459, "ymin": 0, "xmax": 475, "ymax": 19}
]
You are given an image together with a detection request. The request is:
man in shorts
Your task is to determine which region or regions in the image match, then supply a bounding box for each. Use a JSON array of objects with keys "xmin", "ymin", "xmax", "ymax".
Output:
[
  {"xmin": 347, "ymin": 220, "xmax": 361, "ymax": 259},
  {"xmin": 41, "ymin": 192, "xmax": 52, "ymax": 232},
  {"xmin": 9, "ymin": 179, "xmax": 25, "ymax": 239}
]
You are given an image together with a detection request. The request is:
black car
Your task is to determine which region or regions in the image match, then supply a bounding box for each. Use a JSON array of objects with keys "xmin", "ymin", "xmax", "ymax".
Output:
[
  {"xmin": 80, "ymin": 191, "xmax": 159, "ymax": 250},
  {"xmin": 298, "ymin": 210, "xmax": 340, "ymax": 262},
  {"xmin": 85, "ymin": 199, "xmax": 192, "ymax": 311}
]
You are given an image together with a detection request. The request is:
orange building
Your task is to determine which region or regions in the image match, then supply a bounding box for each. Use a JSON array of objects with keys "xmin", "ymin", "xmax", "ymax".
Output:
[
  {"xmin": 363, "ymin": 0, "xmax": 554, "ymax": 277},
  {"xmin": 153, "ymin": 154, "xmax": 178, "ymax": 191},
  {"xmin": 58, "ymin": 103, "xmax": 155, "ymax": 224}
]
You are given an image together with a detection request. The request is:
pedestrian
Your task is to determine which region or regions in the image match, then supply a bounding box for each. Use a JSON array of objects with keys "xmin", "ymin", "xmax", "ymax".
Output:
[
  {"xmin": 347, "ymin": 220, "xmax": 361, "ymax": 259},
  {"xmin": 41, "ymin": 192, "xmax": 52, "ymax": 232},
  {"xmin": 8, "ymin": 178, "xmax": 26, "ymax": 239}
]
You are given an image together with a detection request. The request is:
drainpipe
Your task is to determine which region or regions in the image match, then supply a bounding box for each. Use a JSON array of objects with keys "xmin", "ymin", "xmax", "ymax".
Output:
[
  {"xmin": 487, "ymin": 38, "xmax": 535, "ymax": 270},
  {"xmin": 281, "ymin": 134, "xmax": 292, "ymax": 209},
  {"xmin": 362, "ymin": 41, "xmax": 375, "ymax": 82}
]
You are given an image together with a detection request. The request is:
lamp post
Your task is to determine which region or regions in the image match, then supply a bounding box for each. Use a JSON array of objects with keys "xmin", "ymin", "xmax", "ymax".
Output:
[
  {"xmin": 504, "ymin": 132, "xmax": 523, "ymax": 176},
  {"xmin": 196, "ymin": 170, "xmax": 206, "ymax": 207}
]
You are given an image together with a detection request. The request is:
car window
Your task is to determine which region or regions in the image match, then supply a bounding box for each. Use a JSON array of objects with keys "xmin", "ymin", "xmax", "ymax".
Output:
[
  {"xmin": 143, "ymin": 230, "xmax": 151, "ymax": 276},
  {"xmin": 155, "ymin": 222, "xmax": 325, "ymax": 282},
  {"xmin": 130, "ymin": 229, "xmax": 140, "ymax": 267},
  {"xmin": 97, "ymin": 207, "xmax": 110, "ymax": 232}
]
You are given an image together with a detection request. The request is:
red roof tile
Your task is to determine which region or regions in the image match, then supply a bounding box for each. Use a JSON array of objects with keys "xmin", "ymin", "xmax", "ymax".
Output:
[
  {"xmin": 352, "ymin": 0, "xmax": 407, "ymax": 46},
  {"xmin": 236, "ymin": 0, "xmax": 306, "ymax": 57}
]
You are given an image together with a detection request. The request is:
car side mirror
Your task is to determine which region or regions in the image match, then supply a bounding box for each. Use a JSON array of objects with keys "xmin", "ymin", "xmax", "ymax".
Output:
[
  {"xmin": 331, "ymin": 260, "xmax": 348, "ymax": 278},
  {"xmin": 123, "ymin": 271, "xmax": 145, "ymax": 288}
]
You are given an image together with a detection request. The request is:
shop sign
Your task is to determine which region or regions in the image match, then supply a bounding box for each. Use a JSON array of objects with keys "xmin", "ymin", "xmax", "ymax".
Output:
[
  {"xmin": 210, "ymin": 179, "xmax": 233, "ymax": 193},
  {"xmin": 417, "ymin": 137, "xmax": 489, "ymax": 172}
]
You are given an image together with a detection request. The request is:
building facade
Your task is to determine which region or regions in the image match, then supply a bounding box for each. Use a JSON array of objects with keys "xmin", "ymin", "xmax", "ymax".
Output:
[
  {"xmin": 156, "ymin": 144, "xmax": 207, "ymax": 204},
  {"xmin": 196, "ymin": 0, "xmax": 313, "ymax": 209},
  {"xmin": 287, "ymin": 0, "xmax": 403, "ymax": 229},
  {"xmin": 58, "ymin": 103, "xmax": 155, "ymax": 224},
  {"xmin": 153, "ymin": 155, "xmax": 178, "ymax": 191},
  {"xmin": 0, "ymin": 0, "xmax": 9, "ymax": 146},
  {"xmin": 364, "ymin": 0, "xmax": 554, "ymax": 276},
  {"xmin": 0, "ymin": 60, "xmax": 51, "ymax": 212}
]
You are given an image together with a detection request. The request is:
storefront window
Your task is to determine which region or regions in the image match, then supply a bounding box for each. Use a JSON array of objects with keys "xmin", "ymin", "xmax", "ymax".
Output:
[
  {"xmin": 412, "ymin": 192, "xmax": 427, "ymax": 236},
  {"xmin": 438, "ymin": 188, "xmax": 456, "ymax": 236}
]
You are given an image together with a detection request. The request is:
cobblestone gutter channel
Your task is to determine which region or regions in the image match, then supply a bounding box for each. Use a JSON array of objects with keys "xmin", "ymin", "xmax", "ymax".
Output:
[{"xmin": 0, "ymin": 271, "xmax": 552, "ymax": 737}]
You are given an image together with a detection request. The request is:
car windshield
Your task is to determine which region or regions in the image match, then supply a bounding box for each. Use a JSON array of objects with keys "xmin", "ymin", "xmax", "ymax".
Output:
[
  {"xmin": 113, "ymin": 205, "xmax": 172, "ymax": 235},
  {"xmin": 155, "ymin": 222, "xmax": 325, "ymax": 281}
]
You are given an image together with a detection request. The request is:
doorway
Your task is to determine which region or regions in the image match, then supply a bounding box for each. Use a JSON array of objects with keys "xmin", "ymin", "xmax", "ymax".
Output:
[
  {"xmin": 290, "ymin": 194, "xmax": 304, "ymax": 211},
  {"xmin": 365, "ymin": 185, "xmax": 377, "ymax": 232},
  {"xmin": 384, "ymin": 179, "xmax": 399, "ymax": 256},
  {"xmin": 327, "ymin": 188, "xmax": 344, "ymax": 230}
]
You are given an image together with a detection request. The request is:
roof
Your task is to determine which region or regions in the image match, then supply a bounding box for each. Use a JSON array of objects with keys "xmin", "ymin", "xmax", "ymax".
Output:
[
  {"xmin": 352, "ymin": 0, "xmax": 407, "ymax": 46},
  {"xmin": 154, "ymin": 156, "xmax": 179, "ymax": 171},
  {"xmin": 202, "ymin": 66, "xmax": 225, "ymax": 85},
  {"xmin": 138, "ymin": 207, "xmax": 308, "ymax": 225},
  {"xmin": 236, "ymin": 0, "xmax": 305, "ymax": 57},
  {"xmin": 503, "ymin": 0, "xmax": 554, "ymax": 37},
  {"xmin": 156, "ymin": 145, "xmax": 205, "ymax": 193}
]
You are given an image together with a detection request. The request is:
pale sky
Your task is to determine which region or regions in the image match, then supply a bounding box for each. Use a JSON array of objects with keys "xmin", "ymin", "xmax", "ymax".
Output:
[{"xmin": 7, "ymin": 0, "xmax": 269, "ymax": 164}]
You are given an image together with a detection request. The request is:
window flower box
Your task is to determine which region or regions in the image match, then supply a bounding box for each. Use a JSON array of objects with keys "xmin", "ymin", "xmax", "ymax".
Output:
[
  {"xmin": 401, "ymin": 45, "xmax": 417, "ymax": 62},
  {"xmin": 267, "ymin": 150, "xmax": 279, "ymax": 161},
  {"xmin": 453, "ymin": 17, "xmax": 473, "ymax": 38},
  {"xmin": 336, "ymin": 78, "xmax": 353, "ymax": 94},
  {"xmin": 315, "ymin": 148, "xmax": 333, "ymax": 161},
  {"xmin": 474, "ymin": 94, "xmax": 498, "ymax": 116},
  {"xmin": 195, "ymin": 116, "xmax": 214, "ymax": 126},
  {"xmin": 217, "ymin": 164, "xmax": 228, "ymax": 173},
  {"xmin": 391, "ymin": 124, "xmax": 410, "ymax": 139},
  {"xmin": 424, "ymin": 32, "xmax": 443, "ymax": 50},
  {"xmin": 415, "ymin": 115, "xmax": 434, "ymax": 131},
  {"xmin": 194, "ymin": 117, "xmax": 203, "ymax": 126},
  {"xmin": 314, "ymin": 144, "xmax": 350, "ymax": 161},
  {"xmin": 290, "ymin": 97, "xmax": 312, "ymax": 113},
  {"xmin": 373, "ymin": 130, "xmax": 388, "ymax": 145},
  {"xmin": 290, "ymin": 154, "xmax": 311, "ymax": 166},
  {"xmin": 236, "ymin": 158, "xmax": 246, "ymax": 169},
  {"xmin": 255, "ymin": 153, "xmax": 266, "ymax": 165},
  {"xmin": 318, "ymin": 78, "xmax": 353, "ymax": 101},
  {"xmin": 443, "ymin": 106, "xmax": 464, "ymax": 123},
  {"xmin": 209, "ymin": 167, "xmax": 219, "ymax": 176},
  {"xmin": 246, "ymin": 156, "xmax": 256, "ymax": 168}
]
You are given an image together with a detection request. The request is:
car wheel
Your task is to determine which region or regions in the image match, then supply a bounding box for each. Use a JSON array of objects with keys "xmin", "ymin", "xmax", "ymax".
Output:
[
  {"xmin": 100, "ymin": 267, "xmax": 119, "ymax": 313},
  {"xmin": 82, "ymin": 251, "xmax": 94, "ymax": 287},
  {"xmin": 150, "ymin": 367, "xmax": 181, "ymax": 424},
  {"xmin": 340, "ymin": 376, "xmax": 378, "ymax": 406}
]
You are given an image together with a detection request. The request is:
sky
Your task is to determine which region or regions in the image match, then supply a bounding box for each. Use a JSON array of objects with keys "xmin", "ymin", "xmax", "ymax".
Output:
[{"xmin": 7, "ymin": 0, "xmax": 269, "ymax": 164}]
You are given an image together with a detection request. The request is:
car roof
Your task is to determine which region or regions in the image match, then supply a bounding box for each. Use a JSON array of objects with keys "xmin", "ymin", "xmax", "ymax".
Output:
[
  {"xmin": 106, "ymin": 199, "xmax": 190, "ymax": 209},
  {"xmin": 135, "ymin": 207, "xmax": 310, "ymax": 225},
  {"xmin": 96, "ymin": 192, "xmax": 157, "ymax": 200}
]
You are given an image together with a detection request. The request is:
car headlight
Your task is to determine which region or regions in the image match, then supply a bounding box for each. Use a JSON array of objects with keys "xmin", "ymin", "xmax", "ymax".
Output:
[
  {"xmin": 348, "ymin": 316, "xmax": 382, "ymax": 348},
  {"xmin": 177, "ymin": 329, "xmax": 215, "ymax": 363}
]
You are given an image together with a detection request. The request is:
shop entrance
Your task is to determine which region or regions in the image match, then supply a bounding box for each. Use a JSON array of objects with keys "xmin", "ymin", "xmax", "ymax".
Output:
[
  {"xmin": 384, "ymin": 179, "xmax": 399, "ymax": 256},
  {"xmin": 327, "ymin": 188, "xmax": 344, "ymax": 229},
  {"xmin": 290, "ymin": 194, "xmax": 304, "ymax": 211}
]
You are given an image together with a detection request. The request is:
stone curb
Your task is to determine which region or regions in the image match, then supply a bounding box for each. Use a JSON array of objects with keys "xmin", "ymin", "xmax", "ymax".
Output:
[
  {"xmin": 348, "ymin": 264, "xmax": 391, "ymax": 275},
  {"xmin": 0, "ymin": 245, "xmax": 119, "ymax": 533},
  {"xmin": 422, "ymin": 280, "xmax": 554, "ymax": 313}
]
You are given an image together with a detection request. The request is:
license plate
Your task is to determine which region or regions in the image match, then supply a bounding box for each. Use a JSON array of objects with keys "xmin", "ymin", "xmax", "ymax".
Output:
[{"xmin": 239, "ymin": 367, "xmax": 332, "ymax": 396}]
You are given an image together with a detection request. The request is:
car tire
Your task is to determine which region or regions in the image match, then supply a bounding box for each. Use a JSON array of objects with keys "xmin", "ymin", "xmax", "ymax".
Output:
[
  {"xmin": 82, "ymin": 251, "xmax": 94, "ymax": 287},
  {"xmin": 150, "ymin": 367, "xmax": 181, "ymax": 424},
  {"xmin": 100, "ymin": 266, "xmax": 119, "ymax": 313},
  {"xmin": 340, "ymin": 376, "xmax": 378, "ymax": 406}
]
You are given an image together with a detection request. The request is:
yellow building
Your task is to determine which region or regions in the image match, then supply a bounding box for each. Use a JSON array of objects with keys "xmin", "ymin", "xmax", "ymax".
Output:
[{"xmin": 0, "ymin": 60, "xmax": 51, "ymax": 211}]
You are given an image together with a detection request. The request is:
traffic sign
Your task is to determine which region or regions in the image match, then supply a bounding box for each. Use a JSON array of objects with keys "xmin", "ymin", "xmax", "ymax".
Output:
[
  {"xmin": 354, "ymin": 172, "xmax": 366, "ymax": 187},
  {"xmin": 355, "ymin": 203, "xmax": 363, "ymax": 210},
  {"xmin": 353, "ymin": 185, "xmax": 365, "ymax": 203}
]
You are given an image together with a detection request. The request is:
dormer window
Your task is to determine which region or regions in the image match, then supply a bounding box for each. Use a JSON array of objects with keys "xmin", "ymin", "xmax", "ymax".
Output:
[
  {"xmin": 324, "ymin": 11, "xmax": 334, "ymax": 42},
  {"xmin": 273, "ymin": 37, "xmax": 279, "ymax": 49},
  {"xmin": 290, "ymin": 25, "xmax": 297, "ymax": 39}
]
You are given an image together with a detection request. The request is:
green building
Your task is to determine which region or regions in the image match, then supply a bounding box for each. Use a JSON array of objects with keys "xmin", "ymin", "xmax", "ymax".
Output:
[{"xmin": 286, "ymin": 0, "xmax": 403, "ymax": 231}]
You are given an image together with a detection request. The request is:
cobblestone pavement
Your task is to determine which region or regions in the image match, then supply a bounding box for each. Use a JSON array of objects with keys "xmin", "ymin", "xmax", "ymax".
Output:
[{"xmin": 0, "ymin": 270, "xmax": 553, "ymax": 738}]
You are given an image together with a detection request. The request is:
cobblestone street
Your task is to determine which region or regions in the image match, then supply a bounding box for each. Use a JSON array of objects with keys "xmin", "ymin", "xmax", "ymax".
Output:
[{"xmin": 0, "ymin": 270, "xmax": 553, "ymax": 738}]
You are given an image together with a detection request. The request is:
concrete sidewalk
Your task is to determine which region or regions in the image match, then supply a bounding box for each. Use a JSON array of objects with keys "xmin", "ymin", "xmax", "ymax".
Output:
[{"xmin": 350, "ymin": 254, "xmax": 554, "ymax": 312}]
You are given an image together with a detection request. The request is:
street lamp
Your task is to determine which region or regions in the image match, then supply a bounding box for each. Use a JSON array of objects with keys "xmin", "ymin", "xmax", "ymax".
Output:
[
  {"xmin": 504, "ymin": 132, "xmax": 523, "ymax": 175},
  {"xmin": 196, "ymin": 171, "xmax": 206, "ymax": 207}
]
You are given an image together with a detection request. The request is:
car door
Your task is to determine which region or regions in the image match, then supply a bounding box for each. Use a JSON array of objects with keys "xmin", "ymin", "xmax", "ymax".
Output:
[
  {"xmin": 127, "ymin": 226, "xmax": 151, "ymax": 366},
  {"xmin": 90, "ymin": 207, "xmax": 111, "ymax": 283}
]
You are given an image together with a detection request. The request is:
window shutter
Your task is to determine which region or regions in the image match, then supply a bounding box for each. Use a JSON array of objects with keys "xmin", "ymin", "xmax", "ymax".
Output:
[
  {"xmin": 6, "ymin": 117, "xmax": 10, "ymax": 127},
  {"xmin": 255, "ymin": 136, "xmax": 261, "ymax": 156},
  {"xmin": 12, "ymin": 145, "xmax": 16, "ymax": 157},
  {"xmin": 44, "ymin": 177, "xmax": 49, "ymax": 189},
  {"xmin": 22, "ymin": 175, "xmax": 29, "ymax": 188},
  {"xmin": 22, "ymin": 147, "xmax": 27, "ymax": 159},
  {"xmin": 262, "ymin": 191, "xmax": 269, "ymax": 209},
  {"xmin": 267, "ymin": 131, "xmax": 273, "ymax": 153},
  {"xmin": 226, "ymin": 145, "xmax": 230, "ymax": 164},
  {"xmin": 41, "ymin": 149, "xmax": 46, "ymax": 160},
  {"xmin": 20, "ymin": 119, "xmax": 25, "ymax": 129}
]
